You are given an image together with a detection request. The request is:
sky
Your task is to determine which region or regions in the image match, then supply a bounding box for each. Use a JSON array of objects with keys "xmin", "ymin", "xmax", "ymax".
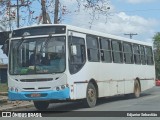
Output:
[
  {"xmin": 61, "ymin": 0, "xmax": 160, "ymax": 43},
  {"xmin": 0, "ymin": 0, "xmax": 160, "ymax": 60}
]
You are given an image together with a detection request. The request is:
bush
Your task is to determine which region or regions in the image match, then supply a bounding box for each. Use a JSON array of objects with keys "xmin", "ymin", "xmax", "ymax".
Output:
[{"xmin": 0, "ymin": 83, "xmax": 8, "ymax": 92}]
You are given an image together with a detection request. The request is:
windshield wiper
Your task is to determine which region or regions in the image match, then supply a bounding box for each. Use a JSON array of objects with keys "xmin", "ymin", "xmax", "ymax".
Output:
[
  {"xmin": 40, "ymin": 34, "xmax": 52, "ymax": 53},
  {"xmin": 14, "ymin": 36, "xmax": 25, "ymax": 49}
]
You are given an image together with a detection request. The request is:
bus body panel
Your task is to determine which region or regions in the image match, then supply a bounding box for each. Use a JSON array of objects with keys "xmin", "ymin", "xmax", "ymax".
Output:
[{"xmin": 67, "ymin": 62, "xmax": 155, "ymax": 99}]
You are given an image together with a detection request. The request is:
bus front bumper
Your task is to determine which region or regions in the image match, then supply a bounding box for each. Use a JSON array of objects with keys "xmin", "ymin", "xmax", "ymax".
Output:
[{"xmin": 8, "ymin": 88, "xmax": 70, "ymax": 101}]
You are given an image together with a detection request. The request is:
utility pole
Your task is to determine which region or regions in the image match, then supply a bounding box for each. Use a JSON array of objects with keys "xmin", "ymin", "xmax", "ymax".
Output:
[
  {"xmin": 16, "ymin": 0, "xmax": 19, "ymax": 28},
  {"xmin": 8, "ymin": 0, "xmax": 11, "ymax": 31},
  {"xmin": 124, "ymin": 33, "xmax": 138, "ymax": 39},
  {"xmin": 41, "ymin": 0, "xmax": 47, "ymax": 24},
  {"xmin": 54, "ymin": 0, "xmax": 59, "ymax": 24},
  {"xmin": 9, "ymin": 0, "xmax": 28, "ymax": 28}
]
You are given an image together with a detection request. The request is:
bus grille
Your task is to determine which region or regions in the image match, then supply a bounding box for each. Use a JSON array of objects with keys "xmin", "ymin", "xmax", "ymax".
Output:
[
  {"xmin": 23, "ymin": 87, "xmax": 51, "ymax": 90},
  {"xmin": 20, "ymin": 78, "xmax": 53, "ymax": 82}
]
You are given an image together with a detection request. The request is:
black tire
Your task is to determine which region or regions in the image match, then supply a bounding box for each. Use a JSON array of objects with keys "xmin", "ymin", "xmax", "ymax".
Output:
[
  {"xmin": 33, "ymin": 101, "xmax": 49, "ymax": 110},
  {"xmin": 84, "ymin": 82, "xmax": 97, "ymax": 108}
]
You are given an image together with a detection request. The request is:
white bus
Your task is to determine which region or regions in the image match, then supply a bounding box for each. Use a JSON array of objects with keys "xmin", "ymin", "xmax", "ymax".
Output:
[{"xmin": 8, "ymin": 24, "xmax": 155, "ymax": 110}]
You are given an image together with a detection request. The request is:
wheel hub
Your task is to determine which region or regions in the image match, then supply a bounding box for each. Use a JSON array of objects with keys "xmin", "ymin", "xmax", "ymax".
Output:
[{"xmin": 88, "ymin": 88, "xmax": 95, "ymax": 102}]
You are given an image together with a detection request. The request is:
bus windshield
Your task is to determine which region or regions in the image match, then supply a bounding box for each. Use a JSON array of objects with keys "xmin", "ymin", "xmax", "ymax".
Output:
[{"xmin": 9, "ymin": 36, "xmax": 66, "ymax": 75}]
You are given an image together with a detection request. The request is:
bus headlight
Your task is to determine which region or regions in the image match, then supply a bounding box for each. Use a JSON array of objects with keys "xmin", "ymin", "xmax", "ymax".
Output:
[
  {"xmin": 10, "ymin": 87, "xmax": 14, "ymax": 91},
  {"xmin": 66, "ymin": 84, "xmax": 69, "ymax": 87},
  {"xmin": 55, "ymin": 85, "xmax": 68, "ymax": 91},
  {"xmin": 61, "ymin": 85, "xmax": 65, "ymax": 90},
  {"xmin": 15, "ymin": 88, "xmax": 18, "ymax": 92},
  {"xmin": 56, "ymin": 87, "xmax": 60, "ymax": 91}
]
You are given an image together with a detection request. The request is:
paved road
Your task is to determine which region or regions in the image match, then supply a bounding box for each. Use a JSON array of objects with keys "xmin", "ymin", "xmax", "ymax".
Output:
[{"xmin": 5, "ymin": 87, "xmax": 160, "ymax": 120}]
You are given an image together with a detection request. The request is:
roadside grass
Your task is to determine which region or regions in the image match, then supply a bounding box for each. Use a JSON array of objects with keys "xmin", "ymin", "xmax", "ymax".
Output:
[{"xmin": 0, "ymin": 83, "xmax": 8, "ymax": 92}]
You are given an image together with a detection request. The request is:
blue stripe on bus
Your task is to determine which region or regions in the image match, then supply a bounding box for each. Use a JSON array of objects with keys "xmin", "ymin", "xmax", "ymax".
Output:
[{"xmin": 8, "ymin": 87, "xmax": 70, "ymax": 101}]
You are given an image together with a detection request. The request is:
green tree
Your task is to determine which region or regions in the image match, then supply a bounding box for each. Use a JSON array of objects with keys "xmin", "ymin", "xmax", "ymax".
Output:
[{"xmin": 153, "ymin": 32, "xmax": 160, "ymax": 79}]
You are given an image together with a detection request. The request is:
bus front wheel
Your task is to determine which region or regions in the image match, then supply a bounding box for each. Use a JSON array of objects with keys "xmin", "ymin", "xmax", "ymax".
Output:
[
  {"xmin": 84, "ymin": 82, "xmax": 97, "ymax": 108},
  {"xmin": 33, "ymin": 101, "xmax": 49, "ymax": 110}
]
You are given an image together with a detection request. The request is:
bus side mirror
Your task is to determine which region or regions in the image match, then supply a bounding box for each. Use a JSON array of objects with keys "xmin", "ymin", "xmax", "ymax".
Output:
[
  {"xmin": 2, "ymin": 43, "xmax": 8, "ymax": 56},
  {"xmin": 71, "ymin": 45, "xmax": 77, "ymax": 55}
]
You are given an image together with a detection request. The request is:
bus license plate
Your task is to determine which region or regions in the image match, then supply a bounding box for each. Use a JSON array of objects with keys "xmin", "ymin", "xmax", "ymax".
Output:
[{"xmin": 31, "ymin": 93, "xmax": 41, "ymax": 97}]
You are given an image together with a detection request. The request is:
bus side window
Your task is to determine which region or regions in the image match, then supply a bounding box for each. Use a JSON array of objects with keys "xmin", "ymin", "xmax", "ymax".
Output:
[
  {"xmin": 111, "ymin": 40, "xmax": 123, "ymax": 63},
  {"xmin": 133, "ymin": 44, "xmax": 141, "ymax": 64},
  {"xmin": 123, "ymin": 42, "xmax": 133, "ymax": 64},
  {"xmin": 86, "ymin": 35, "xmax": 100, "ymax": 62},
  {"xmin": 68, "ymin": 36, "xmax": 86, "ymax": 74},
  {"xmin": 100, "ymin": 38, "xmax": 112, "ymax": 63},
  {"xmin": 140, "ymin": 45, "xmax": 146, "ymax": 65},
  {"xmin": 146, "ymin": 46, "xmax": 154, "ymax": 65}
]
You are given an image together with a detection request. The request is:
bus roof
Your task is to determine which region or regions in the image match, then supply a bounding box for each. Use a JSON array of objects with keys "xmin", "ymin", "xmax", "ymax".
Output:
[{"xmin": 13, "ymin": 24, "xmax": 152, "ymax": 46}]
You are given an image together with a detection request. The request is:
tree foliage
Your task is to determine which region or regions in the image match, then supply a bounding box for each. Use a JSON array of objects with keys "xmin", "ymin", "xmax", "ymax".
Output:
[
  {"xmin": 153, "ymin": 32, "xmax": 160, "ymax": 79},
  {"xmin": 0, "ymin": 0, "xmax": 110, "ymax": 31}
]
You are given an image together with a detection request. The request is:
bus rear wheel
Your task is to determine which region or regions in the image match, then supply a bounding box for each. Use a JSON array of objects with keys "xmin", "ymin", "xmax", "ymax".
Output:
[
  {"xmin": 84, "ymin": 82, "xmax": 97, "ymax": 108},
  {"xmin": 133, "ymin": 80, "xmax": 141, "ymax": 98},
  {"xmin": 33, "ymin": 101, "xmax": 49, "ymax": 110},
  {"xmin": 125, "ymin": 80, "xmax": 141, "ymax": 99}
]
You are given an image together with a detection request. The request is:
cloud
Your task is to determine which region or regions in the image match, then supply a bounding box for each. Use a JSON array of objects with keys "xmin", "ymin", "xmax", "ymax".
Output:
[
  {"xmin": 54, "ymin": 0, "xmax": 158, "ymax": 42},
  {"xmin": 67, "ymin": 10, "xmax": 158, "ymax": 42}
]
